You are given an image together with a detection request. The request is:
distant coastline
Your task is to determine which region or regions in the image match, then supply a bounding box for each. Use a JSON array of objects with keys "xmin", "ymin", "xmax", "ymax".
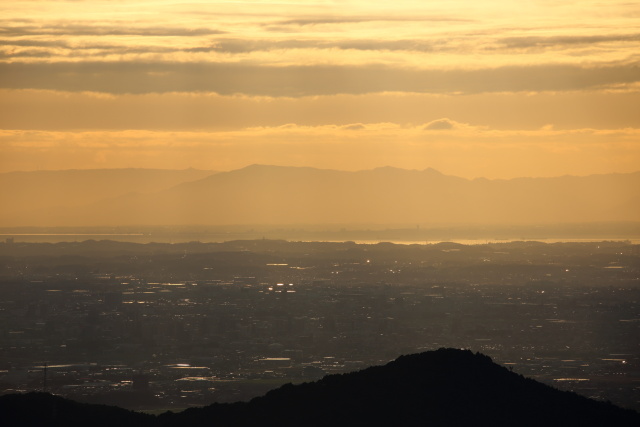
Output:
[{"xmin": 1, "ymin": 231, "xmax": 638, "ymax": 245}]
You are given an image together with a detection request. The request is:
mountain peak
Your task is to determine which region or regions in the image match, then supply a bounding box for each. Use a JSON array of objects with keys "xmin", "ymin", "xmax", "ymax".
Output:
[
  {"xmin": 158, "ymin": 348, "xmax": 640, "ymax": 427},
  {"xmin": 2, "ymin": 349, "xmax": 638, "ymax": 427},
  {"xmin": 423, "ymin": 166, "xmax": 444, "ymax": 174}
]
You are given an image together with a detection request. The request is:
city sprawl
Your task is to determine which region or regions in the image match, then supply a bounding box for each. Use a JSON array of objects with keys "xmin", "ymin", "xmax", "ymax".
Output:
[{"xmin": 0, "ymin": 239, "xmax": 638, "ymax": 412}]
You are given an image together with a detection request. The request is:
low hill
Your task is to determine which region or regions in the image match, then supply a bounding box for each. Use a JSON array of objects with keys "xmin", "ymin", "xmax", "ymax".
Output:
[
  {"xmin": 2, "ymin": 349, "xmax": 638, "ymax": 426},
  {"xmin": 0, "ymin": 391, "xmax": 154, "ymax": 427},
  {"xmin": 158, "ymin": 348, "xmax": 640, "ymax": 426}
]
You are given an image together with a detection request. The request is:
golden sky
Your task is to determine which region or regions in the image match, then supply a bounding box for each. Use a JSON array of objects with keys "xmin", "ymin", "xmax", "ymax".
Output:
[{"xmin": 1, "ymin": 0, "xmax": 639, "ymax": 178}]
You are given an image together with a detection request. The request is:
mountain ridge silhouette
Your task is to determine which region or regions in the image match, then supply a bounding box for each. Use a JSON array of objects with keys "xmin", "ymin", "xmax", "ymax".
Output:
[
  {"xmin": 1, "ymin": 165, "xmax": 639, "ymax": 226},
  {"xmin": 158, "ymin": 348, "xmax": 639, "ymax": 427},
  {"xmin": 1, "ymin": 348, "xmax": 638, "ymax": 427}
]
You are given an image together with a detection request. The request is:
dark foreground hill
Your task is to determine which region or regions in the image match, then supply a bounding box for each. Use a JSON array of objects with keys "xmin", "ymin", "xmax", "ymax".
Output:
[
  {"xmin": 0, "ymin": 391, "xmax": 155, "ymax": 427},
  {"xmin": 2, "ymin": 349, "xmax": 639, "ymax": 427}
]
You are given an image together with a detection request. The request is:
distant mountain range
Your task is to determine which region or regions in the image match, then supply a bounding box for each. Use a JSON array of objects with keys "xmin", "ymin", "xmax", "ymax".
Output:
[
  {"xmin": 1, "ymin": 165, "xmax": 639, "ymax": 227},
  {"xmin": 0, "ymin": 168, "xmax": 214, "ymax": 226},
  {"xmin": 1, "ymin": 349, "xmax": 638, "ymax": 427}
]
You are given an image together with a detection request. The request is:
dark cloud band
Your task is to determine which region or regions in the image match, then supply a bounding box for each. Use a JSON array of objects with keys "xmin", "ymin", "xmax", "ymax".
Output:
[
  {"xmin": 498, "ymin": 33, "xmax": 640, "ymax": 49},
  {"xmin": 270, "ymin": 15, "xmax": 472, "ymax": 26},
  {"xmin": 1, "ymin": 61, "xmax": 638, "ymax": 96},
  {"xmin": 0, "ymin": 24, "xmax": 226, "ymax": 37}
]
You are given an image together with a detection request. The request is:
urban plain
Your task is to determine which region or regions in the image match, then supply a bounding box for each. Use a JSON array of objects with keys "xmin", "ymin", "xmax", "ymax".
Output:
[{"xmin": 0, "ymin": 239, "xmax": 637, "ymax": 413}]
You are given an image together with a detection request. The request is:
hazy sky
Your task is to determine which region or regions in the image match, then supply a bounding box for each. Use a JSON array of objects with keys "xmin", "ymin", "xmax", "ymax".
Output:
[{"xmin": 1, "ymin": 0, "xmax": 639, "ymax": 178}]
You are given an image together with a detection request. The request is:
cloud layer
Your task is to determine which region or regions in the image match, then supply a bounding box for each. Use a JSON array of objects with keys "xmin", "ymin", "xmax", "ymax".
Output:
[
  {"xmin": 2, "ymin": 62, "xmax": 639, "ymax": 96},
  {"xmin": 1, "ymin": 0, "xmax": 639, "ymax": 178}
]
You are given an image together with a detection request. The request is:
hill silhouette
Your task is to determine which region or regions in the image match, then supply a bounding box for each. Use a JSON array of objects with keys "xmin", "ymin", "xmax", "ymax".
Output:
[
  {"xmin": 0, "ymin": 391, "xmax": 155, "ymax": 427},
  {"xmin": 158, "ymin": 348, "xmax": 639, "ymax": 427},
  {"xmin": 2, "ymin": 165, "xmax": 638, "ymax": 227},
  {"xmin": 2, "ymin": 349, "xmax": 638, "ymax": 426}
]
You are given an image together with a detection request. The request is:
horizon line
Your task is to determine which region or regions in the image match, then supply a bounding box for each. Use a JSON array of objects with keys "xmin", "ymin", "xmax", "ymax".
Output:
[{"xmin": 2, "ymin": 164, "xmax": 640, "ymax": 181}]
